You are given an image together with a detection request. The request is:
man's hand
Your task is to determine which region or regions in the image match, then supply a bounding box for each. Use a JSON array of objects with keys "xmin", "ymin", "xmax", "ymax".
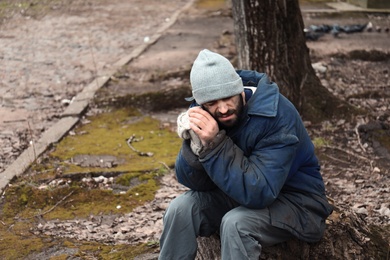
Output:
[{"xmin": 188, "ymin": 107, "xmax": 219, "ymax": 147}]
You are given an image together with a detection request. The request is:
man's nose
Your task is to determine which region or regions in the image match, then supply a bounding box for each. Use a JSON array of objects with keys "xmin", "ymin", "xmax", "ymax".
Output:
[{"xmin": 217, "ymin": 101, "xmax": 228, "ymax": 114}]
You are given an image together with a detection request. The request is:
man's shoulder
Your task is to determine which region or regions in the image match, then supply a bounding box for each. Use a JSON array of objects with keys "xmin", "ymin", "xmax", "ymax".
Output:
[
  {"xmin": 237, "ymin": 70, "xmax": 268, "ymax": 87},
  {"xmin": 246, "ymin": 83, "xmax": 280, "ymax": 118}
]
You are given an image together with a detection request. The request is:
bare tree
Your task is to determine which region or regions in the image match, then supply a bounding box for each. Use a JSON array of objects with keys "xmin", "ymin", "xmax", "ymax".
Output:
[{"xmin": 231, "ymin": 0, "xmax": 353, "ymax": 122}]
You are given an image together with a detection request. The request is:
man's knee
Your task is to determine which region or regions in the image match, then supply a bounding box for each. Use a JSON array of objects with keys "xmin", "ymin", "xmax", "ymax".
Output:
[
  {"xmin": 221, "ymin": 207, "xmax": 294, "ymax": 248},
  {"xmin": 223, "ymin": 207, "xmax": 269, "ymax": 227},
  {"xmin": 164, "ymin": 191, "xmax": 199, "ymax": 220},
  {"xmin": 220, "ymin": 207, "xmax": 253, "ymax": 235}
]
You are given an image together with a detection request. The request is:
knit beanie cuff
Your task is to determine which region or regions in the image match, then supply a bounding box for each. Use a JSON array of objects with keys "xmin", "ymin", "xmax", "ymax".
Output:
[{"xmin": 192, "ymin": 77, "xmax": 243, "ymax": 104}]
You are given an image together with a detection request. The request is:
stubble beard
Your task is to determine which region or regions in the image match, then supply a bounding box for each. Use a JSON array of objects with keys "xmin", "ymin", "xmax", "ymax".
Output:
[{"xmin": 204, "ymin": 95, "xmax": 245, "ymax": 130}]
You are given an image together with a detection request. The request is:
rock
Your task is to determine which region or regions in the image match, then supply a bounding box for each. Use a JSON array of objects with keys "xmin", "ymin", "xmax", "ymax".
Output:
[{"xmin": 312, "ymin": 62, "xmax": 327, "ymax": 73}]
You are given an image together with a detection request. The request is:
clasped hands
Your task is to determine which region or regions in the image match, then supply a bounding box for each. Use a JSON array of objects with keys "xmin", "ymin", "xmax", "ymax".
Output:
[{"xmin": 177, "ymin": 107, "xmax": 219, "ymax": 155}]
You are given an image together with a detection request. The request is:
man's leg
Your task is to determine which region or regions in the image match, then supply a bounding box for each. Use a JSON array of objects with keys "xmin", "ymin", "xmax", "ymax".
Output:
[
  {"xmin": 220, "ymin": 206, "xmax": 294, "ymax": 260},
  {"xmin": 159, "ymin": 189, "xmax": 238, "ymax": 260}
]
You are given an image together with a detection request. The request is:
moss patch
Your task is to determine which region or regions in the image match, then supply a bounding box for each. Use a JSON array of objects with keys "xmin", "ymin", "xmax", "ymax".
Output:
[
  {"xmin": 0, "ymin": 228, "xmax": 156, "ymax": 260},
  {"xmin": 312, "ymin": 137, "xmax": 331, "ymax": 148},
  {"xmin": 2, "ymin": 181, "xmax": 160, "ymax": 221},
  {"xmin": 28, "ymin": 107, "xmax": 180, "ymax": 177},
  {"xmin": 74, "ymin": 242, "xmax": 156, "ymax": 259},
  {"xmin": 0, "ymin": 225, "xmax": 48, "ymax": 259},
  {"xmin": 0, "ymin": 107, "xmax": 181, "ymax": 259},
  {"xmin": 4, "ymin": 107, "xmax": 180, "ymax": 220}
]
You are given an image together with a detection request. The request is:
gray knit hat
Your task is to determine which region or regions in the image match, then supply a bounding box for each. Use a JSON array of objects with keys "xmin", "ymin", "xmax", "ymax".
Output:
[{"xmin": 189, "ymin": 49, "xmax": 244, "ymax": 105}]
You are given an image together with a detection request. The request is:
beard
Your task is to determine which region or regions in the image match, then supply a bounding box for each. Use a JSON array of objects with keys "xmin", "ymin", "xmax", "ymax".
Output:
[{"xmin": 204, "ymin": 95, "xmax": 245, "ymax": 130}]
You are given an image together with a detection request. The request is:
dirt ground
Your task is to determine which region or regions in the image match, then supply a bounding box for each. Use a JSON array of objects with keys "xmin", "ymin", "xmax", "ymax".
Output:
[
  {"xmin": 0, "ymin": 0, "xmax": 192, "ymax": 172},
  {"xmin": 0, "ymin": 0, "xmax": 389, "ymax": 258}
]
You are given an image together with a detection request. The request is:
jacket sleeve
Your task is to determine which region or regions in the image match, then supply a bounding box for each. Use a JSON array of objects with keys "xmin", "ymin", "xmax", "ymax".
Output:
[
  {"xmin": 175, "ymin": 139, "xmax": 217, "ymax": 191},
  {"xmin": 199, "ymin": 129, "xmax": 299, "ymax": 209}
]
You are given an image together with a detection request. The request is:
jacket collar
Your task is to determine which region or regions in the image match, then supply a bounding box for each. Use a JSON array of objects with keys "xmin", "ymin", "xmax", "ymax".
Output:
[{"xmin": 237, "ymin": 70, "xmax": 279, "ymax": 118}]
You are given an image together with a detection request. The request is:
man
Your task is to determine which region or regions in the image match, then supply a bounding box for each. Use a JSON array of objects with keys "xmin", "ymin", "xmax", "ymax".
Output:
[{"xmin": 159, "ymin": 49, "xmax": 333, "ymax": 259}]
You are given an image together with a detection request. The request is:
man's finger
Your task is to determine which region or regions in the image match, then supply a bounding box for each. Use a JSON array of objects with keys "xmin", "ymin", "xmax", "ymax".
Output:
[
  {"xmin": 188, "ymin": 107, "xmax": 213, "ymax": 122},
  {"xmin": 189, "ymin": 107, "xmax": 209, "ymax": 116},
  {"xmin": 189, "ymin": 117, "xmax": 205, "ymax": 130}
]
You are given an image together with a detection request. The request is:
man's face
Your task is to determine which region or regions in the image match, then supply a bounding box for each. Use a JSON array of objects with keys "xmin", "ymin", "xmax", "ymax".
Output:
[{"xmin": 202, "ymin": 94, "xmax": 244, "ymax": 129}]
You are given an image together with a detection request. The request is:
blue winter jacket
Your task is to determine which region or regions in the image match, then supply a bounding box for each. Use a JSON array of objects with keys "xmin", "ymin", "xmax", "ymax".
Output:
[{"xmin": 175, "ymin": 70, "xmax": 333, "ymax": 241}]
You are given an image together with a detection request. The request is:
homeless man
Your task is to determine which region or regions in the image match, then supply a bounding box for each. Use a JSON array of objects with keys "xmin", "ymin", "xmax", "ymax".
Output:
[{"xmin": 158, "ymin": 49, "xmax": 333, "ymax": 260}]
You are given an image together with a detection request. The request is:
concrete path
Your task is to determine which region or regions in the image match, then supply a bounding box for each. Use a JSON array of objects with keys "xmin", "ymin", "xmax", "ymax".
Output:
[{"xmin": 0, "ymin": 0, "xmax": 196, "ymax": 192}]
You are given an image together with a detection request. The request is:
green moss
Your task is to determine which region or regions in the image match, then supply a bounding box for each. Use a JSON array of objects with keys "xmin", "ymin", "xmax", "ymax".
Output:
[
  {"xmin": 128, "ymin": 179, "xmax": 159, "ymax": 202},
  {"xmin": 19, "ymin": 192, "xmax": 29, "ymax": 205},
  {"xmin": 58, "ymin": 239, "xmax": 154, "ymax": 259},
  {"xmin": 0, "ymin": 224, "xmax": 48, "ymax": 259},
  {"xmin": 45, "ymin": 108, "xmax": 180, "ymax": 176},
  {"xmin": 1, "ymin": 107, "xmax": 180, "ymax": 258},
  {"xmin": 75, "ymin": 242, "xmax": 155, "ymax": 259},
  {"xmin": 0, "ymin": 228, "xmax": 154, "ymax": 260},
  {"xmin": 2, "ymin": 180, "xmax": 161, "ymax": 221},
  {"xmin": 312, "ymin": 137, "xmax": 331, "ymax": 148},
  {"xmin": 115, "ymin": 172, "xmax": 143, "ymax": 186},
  {"xmin": 101, "ymin": 243, "xmax": 156, "ymax": 259},
  {"xmin": 2, "ymin": 106, "xmax": 178, "ymax": 220},
  {"xmin": 49, "ymin": 255, "xmax": 68, "ymax": 260},
  {"xmin": 2, "ymin": 184, "xmax": 40, "ymax": 218}
]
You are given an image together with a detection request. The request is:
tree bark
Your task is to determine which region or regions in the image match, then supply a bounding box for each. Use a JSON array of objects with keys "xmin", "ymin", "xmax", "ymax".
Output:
[
  {"xmin": 196, "ymin": 202, "xmax": 389, "ymax": 259},
  {"xmin": 231, "ymin": 0, "xmax": 355, "ymax": 123}
]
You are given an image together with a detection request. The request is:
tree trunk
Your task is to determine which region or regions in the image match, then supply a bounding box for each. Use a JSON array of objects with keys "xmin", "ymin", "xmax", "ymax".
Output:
[
  {"xmin": 231, "ymin": 0, "xmax": 355, "ymax": 123},
  {"xmin": 196, "ymin": 202, "xmax": 388, "ymax": 259}
]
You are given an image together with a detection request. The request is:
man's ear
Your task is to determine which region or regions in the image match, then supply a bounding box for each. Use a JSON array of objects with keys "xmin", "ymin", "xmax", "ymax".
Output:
[{"xmin": 241, "ymin": 92, "xmax": 246, "ymax": 105}]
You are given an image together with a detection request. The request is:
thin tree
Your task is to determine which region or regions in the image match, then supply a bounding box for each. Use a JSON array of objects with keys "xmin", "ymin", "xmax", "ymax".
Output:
[{"xmin": 231, "ymin": 0, "xmax": 353, "ymax": 122}]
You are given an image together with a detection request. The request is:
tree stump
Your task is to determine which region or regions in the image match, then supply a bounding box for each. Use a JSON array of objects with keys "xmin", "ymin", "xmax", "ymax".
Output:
[{"xmin": 196, "ymin": 203, "xmax": 389, "ymax": 259}]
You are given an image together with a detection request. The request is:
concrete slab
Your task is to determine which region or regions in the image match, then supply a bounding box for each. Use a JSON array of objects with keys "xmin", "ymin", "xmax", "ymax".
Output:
[
  {"xmin": 0, "ymin": 0, "xmax": 196, "ymax": 194},
  {"xmin": 0, "ymin": 116, "xmax": 79, "ymax": 192},
  {"xmin": 62, "ymin": 76, "xmax": 110, "ymax": 117}
]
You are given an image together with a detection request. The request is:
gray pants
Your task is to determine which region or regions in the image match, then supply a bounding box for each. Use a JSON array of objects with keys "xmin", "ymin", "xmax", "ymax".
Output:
[{"xmin": 159, "ymin": 189, "xmax": 294, "ymax": 260}]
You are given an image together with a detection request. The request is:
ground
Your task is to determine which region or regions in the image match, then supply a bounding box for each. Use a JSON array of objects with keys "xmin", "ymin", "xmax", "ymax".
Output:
[{"xmin": 0, "ymin": 0, "xmax": 389, "ymax": 259}]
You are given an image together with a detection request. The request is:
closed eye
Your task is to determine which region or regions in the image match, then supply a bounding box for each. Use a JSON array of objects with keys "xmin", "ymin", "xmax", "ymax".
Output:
[{"xmin": 204, "ymin": 101, "xmax": 217, "ymax": 107}]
